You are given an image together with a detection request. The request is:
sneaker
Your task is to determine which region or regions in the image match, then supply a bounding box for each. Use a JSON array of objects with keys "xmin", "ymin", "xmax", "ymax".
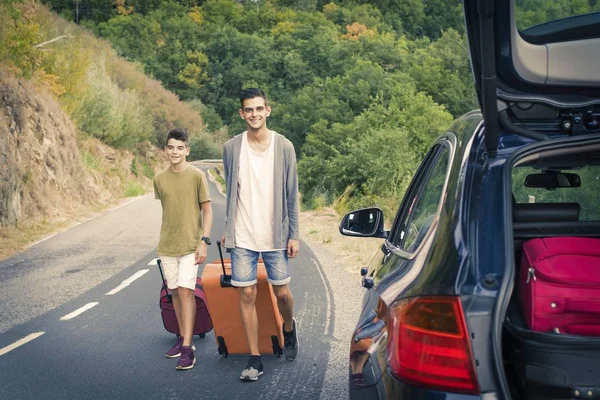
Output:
[
  {"xmin": 175, "ymin": 346, "xmax": 196, "ymax": 370},
  {"xmin": 283, "ymin": 317, "xmax": 299, "ymax": 361},
  {"xmin": 240, "ymin": 356, "xmax": 263, "ymax": 381},
  {"xmin": 165, "ymin": 337, "xmax": 195, "ymax": 358}
]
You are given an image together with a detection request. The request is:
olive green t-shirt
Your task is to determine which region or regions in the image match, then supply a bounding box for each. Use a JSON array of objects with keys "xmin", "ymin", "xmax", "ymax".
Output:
[{"xmin": 154, "ymin": 165, "xmax": 211, "ymax": 256}]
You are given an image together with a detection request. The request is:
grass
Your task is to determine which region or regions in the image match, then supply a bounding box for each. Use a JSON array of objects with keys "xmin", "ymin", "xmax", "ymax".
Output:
[
  {"xmin": 0, "ymin": 197, "xmax": 123, "ymax": 262},
  {"xmin": 299, "ymin": 207, "xmax": 385, "ymax": 276},
  {"xmin": 0, "ymin": 221, "xmax": 56, "ymax": 260},
  {"xmin": 208, "ymin": 166, "xmax": 226, "ymax": 191},
  {"xmin": 124, "ymin": 181, "xmax": 145, "ymax": 197},
  {"xmin": 82, "ymin": 150, "xmax": 102, "ymax": 171},
  {"xmin": 142, "ymin": 163, "xmax": 155, "ymax": 179}
]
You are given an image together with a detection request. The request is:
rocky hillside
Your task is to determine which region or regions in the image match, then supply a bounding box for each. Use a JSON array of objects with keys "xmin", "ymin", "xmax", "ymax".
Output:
[{"xmin": 0, "ymin": 69, "xmax": 161, "ymax": 259}]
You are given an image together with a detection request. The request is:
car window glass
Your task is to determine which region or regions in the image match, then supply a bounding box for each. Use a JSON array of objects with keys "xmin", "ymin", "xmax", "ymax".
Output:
[
  {"xmin": 395, "ymin": 145, "xmax": 449, "ymax": 252},
  {"xmin": 516, "ymin": 1, "xmax": 600, "ymax": 31},
  {"xmin": 512, "ymin": 165, "xmax": 600, "ymax": 221}
]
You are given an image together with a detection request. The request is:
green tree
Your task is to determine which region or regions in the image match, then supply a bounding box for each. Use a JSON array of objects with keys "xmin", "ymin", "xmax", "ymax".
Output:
[
  {"xmin": 407, "ymin": 29, "xmax": 477, "ymax": 117},
  {"xmin": 299, "ymin": 80, "xmax": 453, "ymax": 207}
]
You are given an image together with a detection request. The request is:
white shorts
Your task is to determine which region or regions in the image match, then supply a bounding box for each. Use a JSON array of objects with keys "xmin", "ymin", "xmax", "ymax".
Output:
[{"xmin": 159, "ymin": 253, "xmax": 197, "ymax": 290}]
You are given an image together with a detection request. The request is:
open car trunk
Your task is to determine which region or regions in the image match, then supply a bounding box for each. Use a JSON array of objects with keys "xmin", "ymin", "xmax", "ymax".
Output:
[
  {"xmin": 459, "ymin": 0, "xmax": 600, "ymax": 396},
  {"xmin": 501, "ymin": 141, "xmax": 600, "ymax": 400}
]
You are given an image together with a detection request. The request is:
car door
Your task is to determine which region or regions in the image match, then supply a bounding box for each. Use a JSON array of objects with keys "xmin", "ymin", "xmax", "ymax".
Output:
[{"xmin": 350, "ymin": 137, "xmax": 454, "ymax": 398}]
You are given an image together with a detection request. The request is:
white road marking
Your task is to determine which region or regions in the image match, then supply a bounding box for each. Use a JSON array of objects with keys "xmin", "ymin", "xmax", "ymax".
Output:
[
  {"xmin": 105, "ymin": 269, "xmax": 149, "ymax": 295},
  {"xmin": 0, "ymin": 332, "xmax": 45, "ymax": 356},
  {"xmin": 59, "ymin": 302, "xmax": 99, "ymax": 321},
  {"xmin": 148, "ymin": 258, "xmax": 158, "ymax": 266},
  {"xmin": 109, "ymin": 197, "xmax": 140, "ymax": 212},
  {"xmin": 26, "ymin": 234, "xmax": 56, "ymax": 248},
  {"xmin": 312, "ymin": 257, "xmax": 332, "ymax": 335}
]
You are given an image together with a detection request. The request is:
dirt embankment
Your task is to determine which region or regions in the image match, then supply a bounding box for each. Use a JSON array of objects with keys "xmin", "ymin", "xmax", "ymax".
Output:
[{"xmin": 0, "ymin": 70, "xmax": 159, "ymax": 260}]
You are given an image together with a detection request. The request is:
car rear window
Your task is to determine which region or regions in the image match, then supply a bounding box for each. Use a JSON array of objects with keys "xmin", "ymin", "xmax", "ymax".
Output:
[
  {"xmin": 516, "ymin": 1, "xmax": 600, "ymax": 31},
  {"xmin": 512, "ymin": 166, "xmax": 600, "ymax": 221}
]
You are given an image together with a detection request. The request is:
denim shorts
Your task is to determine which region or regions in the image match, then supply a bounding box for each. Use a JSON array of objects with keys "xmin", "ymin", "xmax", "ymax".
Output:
[{"xmin": 230, "ymin": 247, "xmax": 290, "ymax": 287}]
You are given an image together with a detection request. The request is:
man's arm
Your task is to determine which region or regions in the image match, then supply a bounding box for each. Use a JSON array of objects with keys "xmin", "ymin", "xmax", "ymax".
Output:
[
  {"xmin": 286, "ymin": 143, "xmax": 300, "ymax": 257},
  {"xmin": 196, "ymin": 200, "xmax": 213, "ymax": 265},
  {"xmin": 153, "ymin": 177, "xmax": 161, "ymax": 200},
  {"xmin": 222, "ymin": 145, "xmax": 229, "ymax": 184},
  {"xmin": 220, "ymin": 145, "xmax": 229, "ymax": 246}
]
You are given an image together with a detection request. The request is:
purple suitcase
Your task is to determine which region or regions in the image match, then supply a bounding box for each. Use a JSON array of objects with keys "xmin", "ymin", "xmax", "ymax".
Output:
[{"xmin": 157, "ymin": 259, "xmax": 213, "ymax": 337}]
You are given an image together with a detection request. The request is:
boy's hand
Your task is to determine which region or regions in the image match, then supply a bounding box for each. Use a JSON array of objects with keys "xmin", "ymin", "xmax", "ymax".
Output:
[
  {"xmin": 287, "ymin": 239, "xmax": 300, "ymax": 258},
  {"xmin": 220, "ymin": 234, "xmax": 225, "ymax": 247},
  {"xmin": 195, "ymin": 242, "xmax": 207, "ymax": 265}
]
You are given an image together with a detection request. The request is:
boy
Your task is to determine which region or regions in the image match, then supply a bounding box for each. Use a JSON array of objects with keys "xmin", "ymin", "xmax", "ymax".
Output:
[
  {"xmin": 221, "ymin": 88, "xmax": 300, "ymax": 381},
  {"xmin": 154, "ymin": 128, "xmax": 213, "ymax": 370}
]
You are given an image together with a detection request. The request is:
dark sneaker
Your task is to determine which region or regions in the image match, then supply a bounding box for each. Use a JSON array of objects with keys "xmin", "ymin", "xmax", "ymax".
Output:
[
  {"xmin": 240, "ymin": 356, "xmax": 263, "ymax": 381},
  {"xmin": 165, "ymin": 337, "xmax": 195, "ymax": 358},
  {"xmin": 283, "ymin": 317, "xmax": 299, "ymax": 361},
  {"xmin": 175, "ymin": 346, "xmax": 196, "ymax": 370}
]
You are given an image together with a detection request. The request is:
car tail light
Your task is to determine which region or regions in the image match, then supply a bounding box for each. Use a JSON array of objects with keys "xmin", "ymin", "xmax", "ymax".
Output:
[{"xmin": 387, "ymin": 296, "xmax": 479, "ymax": 395}]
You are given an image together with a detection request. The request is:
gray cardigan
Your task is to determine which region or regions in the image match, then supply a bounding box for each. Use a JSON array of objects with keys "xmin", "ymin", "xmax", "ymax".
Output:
[{"xmin": 222, "ymin": 131, "xmax": 299, "ymax": 250}]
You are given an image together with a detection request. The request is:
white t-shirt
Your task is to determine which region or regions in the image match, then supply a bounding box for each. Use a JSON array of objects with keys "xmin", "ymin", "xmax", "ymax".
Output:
[{"xmin": 234, "ymin": 131, "xmax": 283, "ymax": 251}]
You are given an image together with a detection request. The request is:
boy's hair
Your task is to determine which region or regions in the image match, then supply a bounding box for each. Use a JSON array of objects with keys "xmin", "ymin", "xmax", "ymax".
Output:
[
  {"xmin": 240, "ymin": 88, "xmax": 268, "ymax": 108},
  {"xmin": 166, "ymin": 128, "xmax": 189, "ymax": 146}
]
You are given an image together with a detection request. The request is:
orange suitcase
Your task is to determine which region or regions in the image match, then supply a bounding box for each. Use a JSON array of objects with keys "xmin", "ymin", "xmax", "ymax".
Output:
[{"xmin": 201, "ymin": 244, "xmax": 284, "ymax": 357}]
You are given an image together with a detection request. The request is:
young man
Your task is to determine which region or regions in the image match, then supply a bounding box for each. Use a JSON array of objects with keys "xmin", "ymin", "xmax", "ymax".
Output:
[
  {"xmin": 221, "ymin": 88, "xmax": 300, "ymax": 381},
  {"xmin": 154, "ymin": 128, "xmax": 213, "ymax": 371}
]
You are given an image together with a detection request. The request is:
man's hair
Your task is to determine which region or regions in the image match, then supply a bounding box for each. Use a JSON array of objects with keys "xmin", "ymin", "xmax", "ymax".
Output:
[
  {"xmin": 240, "ymin": 88, "xmax": 268, "ymax": 108},
  {"xmin": 166, "ymin": 128, "xmax": 189, "ymax": 146}
]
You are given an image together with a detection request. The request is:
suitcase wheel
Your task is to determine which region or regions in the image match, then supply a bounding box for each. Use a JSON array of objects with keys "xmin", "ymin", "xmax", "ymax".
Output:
[
  {"xmin": 272, "ymin": 335, "xmax": 283, "ymax": 358},
  {"xmin": 198, "ymin": 332, "xmax": 206, "ymax": 339},
  {"xmin": 217, "ymin": 336, "xmax": 229, "ymax": 357}
]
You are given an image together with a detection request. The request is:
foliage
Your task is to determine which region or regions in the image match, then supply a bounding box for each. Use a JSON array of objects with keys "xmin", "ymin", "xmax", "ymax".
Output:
[
  {"xmin": 71, "ymin": 59, "xmax": 154, "ymax": 149},
  {"xmin": 0, "ymin": 1, "xmax": 45, "ymax": 78},
  {"xmin": 0, "ymin": 1, "xmax": 223, "ymax": 158},
  {"xmin": 298, "ymin": 81, "xmax": 452, "ymax": 212},
  {"xmin": 124, "ymin": 181, "xmax": 146, "ymax": 197},
  {"xmin": 406, "ymin": 29, "xmax": 477, "ymax": 117},
  {"xmin": 35, "ymin": 0, "xmax": 470, "ymax": 211},
  {"xmin": 28, "ymin": 0, "xmax": 595, "ymax": 214}
]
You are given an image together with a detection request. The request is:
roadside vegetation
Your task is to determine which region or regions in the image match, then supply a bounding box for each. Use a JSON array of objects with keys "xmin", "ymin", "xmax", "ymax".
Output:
[
  {"xmin": 1, "ymin": 0, "xmax": 597, "ymax": 260},
  {"xmin": 0, "ymin": 0, "xmax": 225, "ymax": 158},
  {"xmin": 39, "ymin": 0, "xmax": 477, "ymax": 219},
  {"xmin": 0, "ymin": 0, "xmax": 224, "ymax": 259},
  {"xmin": 43, "ymin": 0, "xmax": 598, "ymax": 219}
]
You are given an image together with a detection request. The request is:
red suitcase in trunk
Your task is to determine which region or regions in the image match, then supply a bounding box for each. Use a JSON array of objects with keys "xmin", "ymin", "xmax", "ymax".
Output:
[{"xmin": 519, "ymin": 236, "xmax": 600, "ymax": 335}]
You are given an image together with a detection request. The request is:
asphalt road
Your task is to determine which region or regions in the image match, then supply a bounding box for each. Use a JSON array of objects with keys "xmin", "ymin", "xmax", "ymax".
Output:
[{"xmin": 0, "ymin": 164, "xmax": 342, "ymax": 400}]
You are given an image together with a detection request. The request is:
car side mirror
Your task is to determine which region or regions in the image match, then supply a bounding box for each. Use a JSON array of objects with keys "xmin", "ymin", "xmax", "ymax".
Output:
[{"xmin": 339, "ymin": 207, "xmax": 388, "ymax": 239}]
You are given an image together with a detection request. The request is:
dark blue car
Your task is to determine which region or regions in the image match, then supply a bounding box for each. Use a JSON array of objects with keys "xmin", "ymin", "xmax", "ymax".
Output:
[{"xmin": 341, "ymin": 0, "xmax": 600, "ymax": 399}]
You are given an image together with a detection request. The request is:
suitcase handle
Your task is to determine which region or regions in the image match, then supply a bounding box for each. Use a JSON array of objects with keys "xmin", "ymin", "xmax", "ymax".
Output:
[
  {"xmin": 157, "ymin": 258, "xmax": 172, "ymax": 303},
  {"xmin": 217, "ymin": 242, "xmax": 233, "ymax": 288},
  {"xmin": 565, "ymin": 299, "xmax": 600, "ymax": 314}
]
